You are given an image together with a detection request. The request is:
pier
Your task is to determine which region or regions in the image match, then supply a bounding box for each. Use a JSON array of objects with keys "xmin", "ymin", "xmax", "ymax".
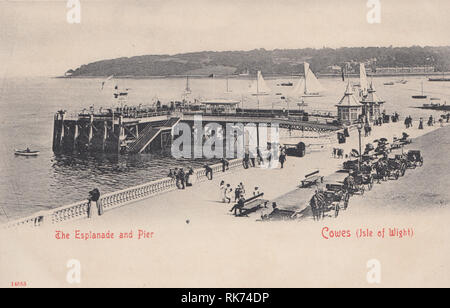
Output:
[{"xmin": 52, "ymin": 105, "xmax": 341, "ymax": 156}]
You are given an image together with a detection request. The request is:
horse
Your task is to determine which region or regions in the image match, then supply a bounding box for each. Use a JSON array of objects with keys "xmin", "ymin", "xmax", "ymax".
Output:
[{"xmin": 374, "ymin": 160, "xmax": 388, "ymax": 183}]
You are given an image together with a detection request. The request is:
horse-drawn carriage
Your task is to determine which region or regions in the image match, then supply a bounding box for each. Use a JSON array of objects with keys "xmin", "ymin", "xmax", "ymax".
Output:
[
  {"xmin": 354, "ymin": 171, "xmax": 374, "ymax": 191},
  {"xmin": 386, "ymin": 155, "xmax": 405, "ymax": 180},
  {"xmin": 392, "ymin": 133, "xmax": 412, "ymax": 149},
  {"xmin": 406, "ymin": 150, "xmax": 424, "ymax": 168},
  {"xmin": 325, "ymin": 183, "xmax": 350, "ymax": 213},
  {"xmin": 343, "ymin": 159, "xmax": 359, "ymax": 172},
  {"xmin": 374, "ymin": 139, "xmax": 391, "ymax": 156}
]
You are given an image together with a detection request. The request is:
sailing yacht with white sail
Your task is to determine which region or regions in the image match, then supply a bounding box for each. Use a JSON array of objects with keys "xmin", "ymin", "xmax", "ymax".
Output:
[
  {"xmin": 249, "ymin": 71, "xmax": 271, "ymax": 110},
  {"xmin": 359, "ymin": 63, "xmax": 369, "ymax": 97},
  {"xmin": 291, "ymin": 62, "xmax": 324, "ymax": 98},
  {"xmin": 184, "ymin": 75, "xmax": 192, "ymax": 95}
]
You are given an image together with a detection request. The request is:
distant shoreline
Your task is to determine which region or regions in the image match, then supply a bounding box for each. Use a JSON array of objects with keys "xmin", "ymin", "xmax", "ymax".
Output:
[{"xmin": 55, "ymin": 72, "xmax": 450, "ymax": 80}]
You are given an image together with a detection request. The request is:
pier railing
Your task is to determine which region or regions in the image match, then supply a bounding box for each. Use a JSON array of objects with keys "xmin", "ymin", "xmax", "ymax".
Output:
[{"xmin": 2, "ymin": 158, "xmax": 243, "ymax": 230}]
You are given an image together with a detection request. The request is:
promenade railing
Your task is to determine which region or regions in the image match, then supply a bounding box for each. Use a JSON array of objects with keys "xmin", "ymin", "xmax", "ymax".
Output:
[{"xmin": 2, "ymin": 158, "xmax": 243, "ymax": 230}]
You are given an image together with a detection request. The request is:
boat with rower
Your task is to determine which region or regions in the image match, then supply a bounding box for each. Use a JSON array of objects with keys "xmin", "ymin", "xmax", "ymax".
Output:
[{"xmin": 14, "ymin": 149, "xmax": 40, "ymax": 157}]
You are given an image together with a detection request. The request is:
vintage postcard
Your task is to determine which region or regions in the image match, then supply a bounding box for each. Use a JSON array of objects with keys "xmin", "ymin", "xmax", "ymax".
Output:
[{"xmin": 1, "ymin": 0, "xmax": 450, "ymax": 292}]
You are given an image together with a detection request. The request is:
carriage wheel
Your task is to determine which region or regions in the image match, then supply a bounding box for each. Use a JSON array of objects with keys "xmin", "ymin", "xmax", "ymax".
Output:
[
  {"xmin": 368, "ymin": 179, "xmax": 373, "ymax": 191},
  {"xmin": 344, "ymin": 194, "xmax": 350, "ymax": 210},
  {"xmin": 419, "ymin": 159, "xmax": 424, "ymax": 167}
]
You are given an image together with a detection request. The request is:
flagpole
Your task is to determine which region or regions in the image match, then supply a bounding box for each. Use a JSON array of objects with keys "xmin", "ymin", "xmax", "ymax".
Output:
[{"xmin": 257, "ymin": 71, "xmax": 260, "ymax": 112}]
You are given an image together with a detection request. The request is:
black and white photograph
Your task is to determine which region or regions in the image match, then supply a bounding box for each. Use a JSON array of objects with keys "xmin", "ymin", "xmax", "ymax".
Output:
[{"xmin": 1, "ymin": 0, "xmax": 450, "ymax": 291}]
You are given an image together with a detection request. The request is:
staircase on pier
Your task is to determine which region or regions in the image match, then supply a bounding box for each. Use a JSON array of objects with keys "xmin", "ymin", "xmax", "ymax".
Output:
[{"xmin": 128, "ymin": 117, "xmax": 180, "ymax": 154}]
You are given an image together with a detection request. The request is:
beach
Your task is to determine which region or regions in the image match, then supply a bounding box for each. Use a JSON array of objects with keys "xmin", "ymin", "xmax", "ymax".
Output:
[{"xmin": 1, "ymin": 118, "xmax": 450, "ymax": 287}]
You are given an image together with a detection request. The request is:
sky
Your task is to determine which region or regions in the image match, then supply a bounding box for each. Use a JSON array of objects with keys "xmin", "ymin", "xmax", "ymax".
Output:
[{"xmin": 1, "ymin": 0, "xmax": 450, "ymax": 77}]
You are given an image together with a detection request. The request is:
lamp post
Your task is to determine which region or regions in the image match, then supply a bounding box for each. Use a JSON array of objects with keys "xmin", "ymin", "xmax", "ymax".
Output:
[{"xmin": 357, "ymin": 122, "xmax": 363, "ymax": 171}]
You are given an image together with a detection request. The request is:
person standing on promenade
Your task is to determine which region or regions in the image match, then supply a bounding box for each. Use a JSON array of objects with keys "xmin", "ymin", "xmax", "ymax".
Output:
[
  {"xmin": 178, "ymin": 168, "xmax": 186, "ymax": 190},
  {"xmin": 221, "ymin": 158, "xmax": 229, "ymax": 172},
  {"xmin": 204, "ymin": 164, "xmax": 213, "ymax": 180},
  {"xmin": 174, "ymin": 167, "xmax": 180, "ymax": 187},
  {"xmin": 279, "ymin": 149, "xmax": 287, "ymax": 169},
  {"xmin": 419, "ymin": 118, "xmax": 424, "ymax": 130},
  {"xmin": 87, "ymin": 188, "xmax": 102, "ymax": 218},
  {"xmin": 250, "ymin": 154, "xmax": 256, "ymax": 168},
  {"xmin": 220, "ymin": 181, "xmax": 226, "ymax": 202},
  {"xmin": 239, "ymin": 183, "xmax": 246, "ymax": 197},
  {"xmin": 234, "ymin": 185, "xmax": 241, "ymax": 202},
  {"xmin": 243, "ymin": 152, "xmax": 250, "ymax": 169},
  {"xmin": 185, "ymin": 167, "xmax": 194, "ymax": 187}
]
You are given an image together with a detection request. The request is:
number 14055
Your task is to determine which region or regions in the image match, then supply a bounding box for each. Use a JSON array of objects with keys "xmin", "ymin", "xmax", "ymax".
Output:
[{"xmin": 11, "ymin": 281, "xmax": 27, "ymax": 287}]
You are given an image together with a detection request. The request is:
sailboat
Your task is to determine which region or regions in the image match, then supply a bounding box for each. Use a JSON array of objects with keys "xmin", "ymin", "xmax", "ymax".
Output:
[
  {"xmin": 292, "ymin": 62, "xmax": 324, "ymax": 98},
  {"xmin": 184, "ymin": 75, "xmax": 192, "ymax": 95},
  {"xmin": 225, "ymin": 76, "xmax": 233, "ymax": 94},
  {"xmin": 412, "ymin": 81, "xmax": 427, "ymax": 99},
  {"xmin": 249, "ymin": 71, "xmax": 271, "ymax": 110},
  {"xmin": 359, "ymin": 63, "xmax": 369, "ymax": 98}
]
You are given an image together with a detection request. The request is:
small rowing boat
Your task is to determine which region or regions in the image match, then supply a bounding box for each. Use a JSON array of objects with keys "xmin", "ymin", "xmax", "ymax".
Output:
[{"xmin": 14, "ymin": 149, "xmax": 40, "ymax": 157}]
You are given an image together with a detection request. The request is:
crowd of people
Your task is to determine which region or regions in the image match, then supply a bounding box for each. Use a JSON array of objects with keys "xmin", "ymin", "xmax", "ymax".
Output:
[
  {"xmin": 242, "ymin": 146, "xmax": 288, "ymax": 169},
  {"xmin": 218, "ymin": 180, "xmax": 264, "ymax": 216},
  {"xmin": 168, "ymin": 167, "xmax": 195, "ymax": 189}
]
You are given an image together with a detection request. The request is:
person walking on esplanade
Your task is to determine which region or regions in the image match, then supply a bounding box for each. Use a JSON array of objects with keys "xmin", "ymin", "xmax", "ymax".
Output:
[
  {"xmin": 310, "ymin": 189, "xmax": 326, "ymax": 221},
  {"xmin": 224, "ymin": 184, "xmax": 232, "ymax": 203},
  {"xmin": 219, "ymin": 181, "xmax": 226, "ymax": 202},
  {"xmin": 419, "ymin": 118, "xmax": 424, "ymax": 130}
]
